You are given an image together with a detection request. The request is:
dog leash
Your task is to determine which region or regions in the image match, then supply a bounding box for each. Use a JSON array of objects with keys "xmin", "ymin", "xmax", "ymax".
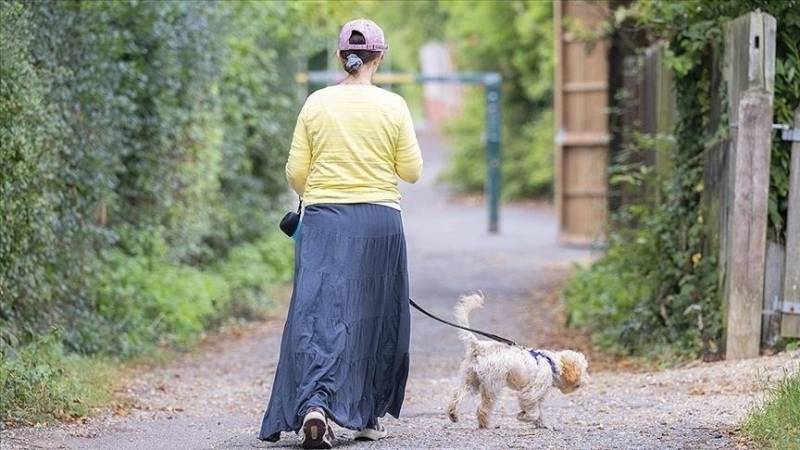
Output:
[
  {"xmin": 408, "ymin": 298, "xmax": 518, "ymax": 347},
  {"xmin": 409, "ymin": 298, "xmax": 559, "ymax": 376}
]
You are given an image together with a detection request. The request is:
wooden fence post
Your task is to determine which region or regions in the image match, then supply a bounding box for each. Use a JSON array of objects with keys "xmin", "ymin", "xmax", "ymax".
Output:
[
  {"xmin": 781, "ymin": 107, "xmax": 800, "ymax": 337},
  {"xmin": 725, "ymin": 88, "xmax": 773, "ymax": 360},
  {"xmin": 722, "ymin": 11, "xmax": 776, "ymax": 359}
]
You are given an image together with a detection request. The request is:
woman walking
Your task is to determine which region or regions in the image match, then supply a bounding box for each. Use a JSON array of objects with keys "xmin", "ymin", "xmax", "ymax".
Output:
[{"xmin": 258, "ymin": 18, "xmax": 423, "ymax": 449}]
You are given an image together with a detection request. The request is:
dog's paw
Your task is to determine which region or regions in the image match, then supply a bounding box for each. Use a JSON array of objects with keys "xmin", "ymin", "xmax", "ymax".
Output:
[
  {"xmin": 516, "ymin": 411, "xmax": 539, "ymax": 423},
  {"xmin": 446, "ymin": 407, "xmax": 459, "ymax": 423},
  {"xmin": 519, "ymin": 414, "xmax": 549, "ymax": 429}
]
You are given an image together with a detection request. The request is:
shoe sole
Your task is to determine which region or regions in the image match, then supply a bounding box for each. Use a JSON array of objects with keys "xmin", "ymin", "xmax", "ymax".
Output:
[
  {"xmin": 353, "ymin": 427, "xmax": 387, "ymax": 441},
  {"xmin": 301, "ymin": 411, "xmax": 331, "ymax": 449}
]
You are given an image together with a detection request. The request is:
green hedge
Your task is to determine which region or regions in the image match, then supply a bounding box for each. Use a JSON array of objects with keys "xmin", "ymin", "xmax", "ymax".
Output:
[
  {"xmin": 1, "ymin": 0, "xmax": 64, "ymax": 350},
  {"xmin": 0, "ymin": 0, "xmax": 331, "ymax": 356}
]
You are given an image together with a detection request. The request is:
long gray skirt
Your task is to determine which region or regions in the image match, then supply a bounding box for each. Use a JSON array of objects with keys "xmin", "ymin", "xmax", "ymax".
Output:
[{"xmin": 259, "ymin": 203, "xmax": 411, "ymax": 442}]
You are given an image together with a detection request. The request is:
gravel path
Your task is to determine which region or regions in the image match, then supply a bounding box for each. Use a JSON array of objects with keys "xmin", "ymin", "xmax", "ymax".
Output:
[{"xmin": 2, "ymin": 128, "xmax": 798, "ymax": 450}]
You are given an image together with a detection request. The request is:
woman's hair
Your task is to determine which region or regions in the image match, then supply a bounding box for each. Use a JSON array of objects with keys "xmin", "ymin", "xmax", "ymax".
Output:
[{"xmin": 340, "ymin": 31, "xmax": 382, "ymax": 74}]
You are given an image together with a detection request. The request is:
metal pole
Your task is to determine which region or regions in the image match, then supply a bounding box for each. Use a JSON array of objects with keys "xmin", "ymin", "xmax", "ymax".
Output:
[{"xmin": 484, "ymin": 74, "xmax": 501, "ymax": 234}]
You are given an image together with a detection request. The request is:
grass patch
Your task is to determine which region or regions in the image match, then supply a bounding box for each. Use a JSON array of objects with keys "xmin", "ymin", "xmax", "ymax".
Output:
[
  {"xmin": 741, "ymin": 366, "xmax": 800, "ymax": 450},
  {"xmin": 0, "ymin": 332, "xmax": 123, "ymax": 425}
]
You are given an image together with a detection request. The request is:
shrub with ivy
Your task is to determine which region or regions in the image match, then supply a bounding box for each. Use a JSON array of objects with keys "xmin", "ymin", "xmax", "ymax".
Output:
[{"xmin": 564, "ymin": 0, "xmax": 800, "ymax": 362}]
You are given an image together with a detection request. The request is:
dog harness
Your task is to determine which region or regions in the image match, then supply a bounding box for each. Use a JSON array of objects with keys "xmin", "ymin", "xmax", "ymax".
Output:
[{"xmin": 528, "ymin": 350, "xmax": 559, "ymax": 377}]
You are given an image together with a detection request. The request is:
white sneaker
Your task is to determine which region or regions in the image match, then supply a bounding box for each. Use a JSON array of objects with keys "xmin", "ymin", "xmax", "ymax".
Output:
[
  {"xmin": 353, "ymin": 422, "xmax": 388, "ymax": 441},
  {"xmin": 300, "ymin": 407, "xmax": 333, "ymax": 449}
]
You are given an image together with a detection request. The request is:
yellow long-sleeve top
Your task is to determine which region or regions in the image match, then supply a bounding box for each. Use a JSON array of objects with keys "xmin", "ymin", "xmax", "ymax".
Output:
[{"xmin": 285, "ymin": 84, "xmax": 423, "ymax": 208}]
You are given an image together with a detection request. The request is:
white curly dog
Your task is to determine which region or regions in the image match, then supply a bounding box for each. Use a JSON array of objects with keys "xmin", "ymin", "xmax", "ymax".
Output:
[{"xmin": 446, "ymin": 291, "xmax": 590, "ymax": 429}]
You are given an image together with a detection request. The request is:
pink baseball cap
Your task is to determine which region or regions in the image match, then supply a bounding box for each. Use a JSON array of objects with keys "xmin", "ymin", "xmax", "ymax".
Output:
[{"xmin": 338, "ymin": 19, "xmax": 388, "ymax": 51}]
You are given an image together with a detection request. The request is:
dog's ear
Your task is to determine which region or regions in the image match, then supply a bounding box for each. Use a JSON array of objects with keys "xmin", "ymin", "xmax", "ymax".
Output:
[
  {"xmin": 561, "ymin": 359, "xmax": 581, "ymax": 388},
  {"xmin": 559, "ymin": 352, "xmax": 586, "ymax": 389}
]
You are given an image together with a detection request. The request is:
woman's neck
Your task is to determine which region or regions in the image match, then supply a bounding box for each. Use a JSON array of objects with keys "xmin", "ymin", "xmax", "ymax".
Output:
[{"xmin": 343, "ymin": 73, "xmax": 372, "ymax": 85}]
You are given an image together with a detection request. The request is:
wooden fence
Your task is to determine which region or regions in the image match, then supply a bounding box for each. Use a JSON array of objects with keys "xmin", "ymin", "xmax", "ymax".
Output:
[
  {"xmin": 783, "ymin": 109, "xmax": 800, "ymax": 339},
  {"xmin": 619, "ymin": 11, "xmax": 799, "ymax": 359},
  {"xmin": 554, "ymin": 0, "xmax": 611, "ymax": 246}
]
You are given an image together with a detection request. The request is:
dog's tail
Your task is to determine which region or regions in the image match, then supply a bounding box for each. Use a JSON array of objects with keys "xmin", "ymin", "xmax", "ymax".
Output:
[{"xmin": 453, "ymin": 291, "xmax": 485, "ymax": 349}]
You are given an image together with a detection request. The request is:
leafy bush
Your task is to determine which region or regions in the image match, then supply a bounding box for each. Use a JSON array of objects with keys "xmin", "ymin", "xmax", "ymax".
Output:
[
  {"xmin": 563, "ymin": 227, "xmax": 657, "ymax": 355},
  {"xmin": 439, "ymin": 90, "xmax": 488, "ymax": 195},
  {"xmin": 73, "ymin": 231, "xmax": 294, "ymax": 358},
  {"xmin": 1, "ymin": 231, "xmax": 293, "ymax": 424},
  {"xmin": 435, "ymin": 0, "xmax": 555, "ymax": 200},
  {"xmin": 209, "ymin": 232, "xmax": 295, "ymax": 324},
  {"xmin": 93, "ymin": 251, "xmax": 229, "ymax": 353}
]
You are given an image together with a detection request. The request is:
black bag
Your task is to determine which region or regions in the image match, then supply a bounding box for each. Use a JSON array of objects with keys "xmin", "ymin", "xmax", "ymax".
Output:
[{"xmin": 279, "ymin": 198, "xmax": 302, "ymax": 237}]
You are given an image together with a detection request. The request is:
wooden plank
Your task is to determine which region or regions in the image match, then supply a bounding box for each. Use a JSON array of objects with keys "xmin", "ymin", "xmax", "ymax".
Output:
[
  {"xmin": 554, "ymin": 0, "xmax": 565, "ymax": 243},
  {"xmin": 563, "ymin": 196, "xmax": 607, "ymax": 237},
  {"xmin": 763, "ymin": 242, "xmax": 785, "ymax": 346},
  {"xmin": 561, "ymin": 141, "xmax": 608, "ymax": 244},
  {"xmin": 725, "ymin": 88, "xmax": 773, "ymax": 360},
  {"xmin": 563, "ymin": 81, "xmax": 607, "ymax": 93},
  {"xmin": 560, "ymin": 133, "xmax": 609, "ymax": 146},
  {"xmin": 564, "ymin": 41, "xmax": 609, "ymax": 84},
  {"xmin": 564, "ymin": 91, "xmax": 608, "ymax": 132},
  {"xmin": 564, "ymin": 191, "xmax": 607, "ymax": 197},
  {"xmin": 554, "ymin": 0, "xmax": 610, "ymax": 245},
  {"xmin": 782, "ymin": 107, "xmax": 800, "ymax": 337},
  {"xmin": 563, "ymin": 146, "xmax": 608, "ymax": 190},
  {"xmin": 654, "ymin": 43, "xmax": 675, "ymax": 177}
]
